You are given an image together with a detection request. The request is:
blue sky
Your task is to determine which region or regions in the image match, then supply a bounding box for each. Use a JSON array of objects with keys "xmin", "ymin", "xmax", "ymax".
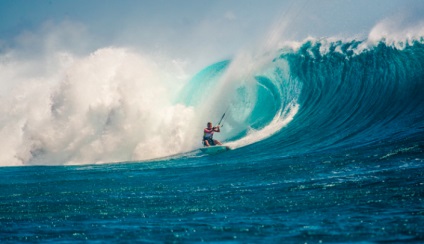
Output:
[{"xmin": 1, "ymin": 0, "xmax": 423, "ymax": 69}]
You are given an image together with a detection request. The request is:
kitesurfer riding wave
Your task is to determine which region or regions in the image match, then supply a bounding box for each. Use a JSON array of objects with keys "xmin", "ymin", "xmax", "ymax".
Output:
[{"xmin": 203, "ymin": 122, "xmax": 222, "ymax": 147}]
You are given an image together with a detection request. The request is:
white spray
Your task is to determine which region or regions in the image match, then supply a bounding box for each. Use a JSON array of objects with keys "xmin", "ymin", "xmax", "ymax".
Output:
[{"xmin": 0, "ymin": 46, "xmax": 201, "ymax": 166}]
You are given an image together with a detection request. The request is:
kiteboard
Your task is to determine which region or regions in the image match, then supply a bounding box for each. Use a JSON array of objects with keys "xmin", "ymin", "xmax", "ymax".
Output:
[{"xmin": 200, "ymin": 145, "xmax": 231, "ymax": 154}]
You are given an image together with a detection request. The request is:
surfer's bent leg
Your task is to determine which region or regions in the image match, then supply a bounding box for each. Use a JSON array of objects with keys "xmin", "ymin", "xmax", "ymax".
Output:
[
  {"xmin": 213, "ymin": 139, "xmax": 222, "ymax": 145},
  {"xmin": 208, "ymin": 138, "xmax": 216, "ymax": 146},
  {"xmin": 204, "ymin": 139, "xmax": 210, "ymax": 147}
]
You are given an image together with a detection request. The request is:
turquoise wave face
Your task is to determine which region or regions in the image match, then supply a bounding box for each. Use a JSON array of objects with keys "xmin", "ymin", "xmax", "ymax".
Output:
[
  {"xmin": 279, "ymin": 40, "xmax": 424, "ymax": 155},
  {"xmin": 176, "ymin": 60, "xmax": 231, "ymax": 107},
  {"xmin": 178, "ymin": 39, "xmax": 424, "ymax": 155}
]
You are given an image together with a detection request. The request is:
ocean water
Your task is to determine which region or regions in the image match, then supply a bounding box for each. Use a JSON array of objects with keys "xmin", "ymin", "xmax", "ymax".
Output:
[{"xmin": 1, "ymin": 39, "xmax": 424, "ymax": 242}]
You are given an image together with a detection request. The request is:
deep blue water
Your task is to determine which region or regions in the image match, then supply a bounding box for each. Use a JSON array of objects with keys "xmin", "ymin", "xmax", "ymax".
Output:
[{"xmin": 1, "ymin": 39, "xmax": 424, "ymax": 242}]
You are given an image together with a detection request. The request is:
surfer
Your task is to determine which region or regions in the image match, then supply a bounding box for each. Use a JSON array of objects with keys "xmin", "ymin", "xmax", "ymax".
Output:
[{"xmin": 203, "ymin": 122, "xmax": 222, "ymax": 147}]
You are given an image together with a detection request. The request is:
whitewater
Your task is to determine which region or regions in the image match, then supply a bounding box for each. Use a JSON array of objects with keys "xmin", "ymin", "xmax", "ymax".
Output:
[{"xmin": 1, "ymin": 15, "xmax": 424, "ymax": 242}]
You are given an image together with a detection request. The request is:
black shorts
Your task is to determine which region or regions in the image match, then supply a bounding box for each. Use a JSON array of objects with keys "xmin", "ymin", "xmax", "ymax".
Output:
[{"xmin": 203, "ymin": 137, "xmax": 215, "ymax": 146}]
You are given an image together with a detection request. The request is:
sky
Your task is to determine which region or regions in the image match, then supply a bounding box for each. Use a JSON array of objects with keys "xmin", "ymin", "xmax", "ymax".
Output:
[{"xmin": 0, "ymin": 0, "xmax": 423, "ymax": 72}]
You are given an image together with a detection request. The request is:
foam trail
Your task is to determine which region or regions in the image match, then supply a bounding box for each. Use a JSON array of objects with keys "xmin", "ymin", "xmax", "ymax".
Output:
[{"xmin": 226, "ymin": 102, "xmax": 299, "ymax": 149}]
